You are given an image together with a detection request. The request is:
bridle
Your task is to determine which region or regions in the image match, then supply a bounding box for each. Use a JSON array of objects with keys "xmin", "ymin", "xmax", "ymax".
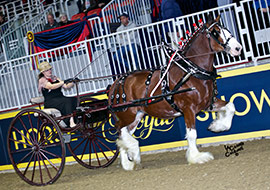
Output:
[{"xmin": 204, "ymin": 22, "xmax": 233, "ymax": 53}]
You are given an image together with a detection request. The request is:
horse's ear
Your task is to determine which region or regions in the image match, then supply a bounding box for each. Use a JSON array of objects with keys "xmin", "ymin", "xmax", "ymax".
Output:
[
  {"xmin": 215, "ymin": 15, "xmax": 221, "ymax": 22},
  {"xmin": 206, "ymin": 14, "xmax": 214, "ymax": 24}
]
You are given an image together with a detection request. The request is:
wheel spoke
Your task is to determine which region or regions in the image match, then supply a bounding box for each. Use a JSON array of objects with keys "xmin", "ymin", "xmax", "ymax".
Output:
[
  {"xmin": 89, "ymin": 138, "xmax": 92, "ymax": 167},
  {"xmin": 39, "ymin": 150, "xmax": 59, "ymax": 171},
  {"xmin": 39, "ymin": 130, "xmax": 58, "ymax": 147},
  {"xmin": 27, "ymin": 112, "xmax": 37, "ymax": 143},
  {"xmin": 22, "ymin": 151, "xmax": 35, "ymax": 176},
  {"xmin": 91, "ymin": 139, "xmax": 101, "ymax": 166},
  {"xmin": 9, "ymin": 137, "xmax": 32, "ymax": 148},
  {"xmin": 94, "ymin": 134, "xmax": 117, "ymax": 142},
  {"xmin": 15, "ymin": 149, "xmax": 34, "ymax": 166},
  {"xmin": 31, "ymin": 153, "xmax": 37, "ymax": 182},
  {"xmin": 93, "ymin": 138, "xmax": 109, "ymax": 161},
  {"xmin": 18, "ymin": 117, "xmax": 34, "ymax": 143},
  {"xmin": 37, "ymin": 152, "xmax": 43, "ymax": 184},
  {"xmin": 37, "ymin": 122, "xmax": 47, "ymax": 144},
  {"xmin": 11, "ymin": 126, "xmax": 33, "ymax": 147},
  {"xmin": 10, "ymin": 147, "xmax": 32, "ymax": 154},
  {"xmin": 71, "ymin": 136, "xmax": 88, "ymax": 152},
  {"xmin": 79, "ymin": 138, "xmax": 90, "ymax": 161},
  {"xmin": 40, "ymin": 148, "xmax": 62, "ymax": 160},
  {"xmin": 39, "ymin": 152, "xmax": 53, "ymax": 180},
  {"xmin": 96, "ymin": 138, "xmax": 116, "ymax": 157}
]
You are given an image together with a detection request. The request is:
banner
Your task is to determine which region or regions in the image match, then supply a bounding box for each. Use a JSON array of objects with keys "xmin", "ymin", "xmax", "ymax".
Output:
[{"xmin": 28, "ymin": 20, "xmax": 91, "ymax": 63}]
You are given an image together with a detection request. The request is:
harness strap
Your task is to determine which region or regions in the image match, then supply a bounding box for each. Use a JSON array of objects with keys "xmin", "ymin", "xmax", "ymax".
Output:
[
  {"xmin": 209, "ymin": 78, "xmax": 219, "ymax": 111},
  {"xmin": 172, "ymin": 73, "xmax": 192, "ymax": 92},
  {"xmin": 145, "ymin": 70, "xmax": 154, "ymax": 105},
  {"xmin": 120, "ymin": 74, "xmax": 128, "ymax": 102}
]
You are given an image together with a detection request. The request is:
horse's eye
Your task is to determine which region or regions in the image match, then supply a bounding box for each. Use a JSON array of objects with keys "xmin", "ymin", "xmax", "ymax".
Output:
[{"xmin": 212, "ymin": 30, "xmax": 219, "ymax": 38}]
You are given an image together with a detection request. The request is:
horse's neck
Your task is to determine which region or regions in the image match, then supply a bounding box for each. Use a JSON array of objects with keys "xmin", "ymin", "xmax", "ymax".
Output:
[{"xmin": 185, "ymin": 32, "xmax": 214, "ymax": 72}]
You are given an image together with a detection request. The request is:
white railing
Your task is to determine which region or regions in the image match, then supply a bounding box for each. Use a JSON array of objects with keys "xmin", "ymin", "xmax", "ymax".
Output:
[
  {"xmin": 0, "ymin": 0, "xmax": 48, "ymax": 38},
  {"xmin": 0, "ymin": 0, "xmax": 269, "ymax": 111},
  {"xmin": 2, "ymin": 0, "xmax": 45, "ymax": 21},
  {"xmin": 175, "ymin": 3, "xmax": 250, "ymax": 68},
  {"xmin": 240, "ymin": 0, "xmax": 270, "ymax": 62},
  {"xmin": 1, "ymin": 6, "xmax": 55, "ymax": 60}
]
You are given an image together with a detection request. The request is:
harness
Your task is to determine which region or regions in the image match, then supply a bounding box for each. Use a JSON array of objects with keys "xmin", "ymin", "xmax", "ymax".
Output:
[
  {"xmin": 110, "ymin": 22, "xmax": 230, "ymax": 113},
  {"xmin": 155, "ymin": 23, "xmax": 226, "ymax": 113}
]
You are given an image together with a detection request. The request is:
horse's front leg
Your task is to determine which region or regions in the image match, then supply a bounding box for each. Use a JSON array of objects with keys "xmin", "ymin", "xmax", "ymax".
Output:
[
  {"xmin": 184, "ymin": 109, "xmax": 214, "ymax": 164},
  {"xmin": 116, "ymin": 111, "xmax": 144, "ymax": 170},
  {"xmin": 207, "ymin": 99, "xmax": 235, "ymax": 132}
]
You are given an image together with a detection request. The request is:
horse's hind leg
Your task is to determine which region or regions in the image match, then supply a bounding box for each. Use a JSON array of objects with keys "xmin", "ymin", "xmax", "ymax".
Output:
[
  {"xmin": 117, "ymin": 111, "xmax": 144, "ymax": 170},
  {"xmin": 208, "ymin": 99, "xmax": 235, "ymax": 132},
  {"xmin": 184, "ymin": 109, "xmax": 214, "ymax": 164}
]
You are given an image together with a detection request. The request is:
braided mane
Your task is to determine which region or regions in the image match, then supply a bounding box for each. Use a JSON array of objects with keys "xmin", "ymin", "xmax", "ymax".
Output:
[{"xmin": 179, "ymin": 19, "xmax": 204, "ymax": 52}]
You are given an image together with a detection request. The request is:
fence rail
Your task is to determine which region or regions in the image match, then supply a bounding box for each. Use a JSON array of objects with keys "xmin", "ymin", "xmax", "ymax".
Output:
[
  {"xmin": 0, "ymin": 0, "xmax": 269, "ymax": 112},
  {"xmin": 1, "ymin": 6, "xmax": 55, "ymax": 60},
  {"xmin": 101, "ymin": 0, "xmax": 152, "ymax": 34}
]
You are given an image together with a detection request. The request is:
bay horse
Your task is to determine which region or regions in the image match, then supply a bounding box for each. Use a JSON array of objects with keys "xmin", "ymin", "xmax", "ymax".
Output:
[{"xmin": 108, "ymin": 15, "xmax": 242, "ymax": 170}]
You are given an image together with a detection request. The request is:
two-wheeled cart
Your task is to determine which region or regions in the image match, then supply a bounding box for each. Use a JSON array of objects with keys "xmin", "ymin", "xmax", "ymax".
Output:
[{"xmin": 7, "ymin": 78, "xmax": 193, "ymax": 186}]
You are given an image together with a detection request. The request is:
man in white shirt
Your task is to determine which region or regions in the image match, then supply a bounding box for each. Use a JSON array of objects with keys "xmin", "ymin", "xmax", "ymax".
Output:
[{"xmin": 114, "ymin": 12, "xmax": 139, "ymax": 71}]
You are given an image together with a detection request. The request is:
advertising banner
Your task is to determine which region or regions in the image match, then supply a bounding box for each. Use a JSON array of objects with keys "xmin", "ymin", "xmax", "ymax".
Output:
[{"xmin": 0, "ymin": 64, "xmax": 270, "ymax": 171}]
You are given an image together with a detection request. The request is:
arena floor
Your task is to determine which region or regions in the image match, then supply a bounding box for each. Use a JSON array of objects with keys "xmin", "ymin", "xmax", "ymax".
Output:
[{"xmin": 1, "ymin": 138, "xmax": 269, "ymax": 190}]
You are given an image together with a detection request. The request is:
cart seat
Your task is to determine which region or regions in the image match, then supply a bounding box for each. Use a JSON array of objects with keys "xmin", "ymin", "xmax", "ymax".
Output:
[{"xmin": 30, "ymin": 96, "xmax": 67, "ymax": 128}]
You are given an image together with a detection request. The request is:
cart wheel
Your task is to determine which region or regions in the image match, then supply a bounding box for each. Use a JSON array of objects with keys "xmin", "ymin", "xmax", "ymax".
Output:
[
  {"xmin": 7, "ymin": 109, "xmax": 66, "ymax": 186},
  {"xmin": 67, "ymin": 119, "xmax": 119, "ymax": 169}
]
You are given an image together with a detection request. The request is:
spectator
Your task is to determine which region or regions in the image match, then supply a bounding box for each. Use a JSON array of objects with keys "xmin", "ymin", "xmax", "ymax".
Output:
[
  {"xmin": 38, "ymin": 61, "xmax": 78, "ymax": 128},
  {"xmin": 161, "ymin": 0, "xmax": 183, "ymax": 47},
  {"xmin": 0, "ymin": 13, "xmax": 6, "ymax": 25},
  {"xmin": 59, "ymin": 13, "xmax": 73, "ymax": 26},
  {"xmin": 161, "ymin": 0, "xmax": 183, "ymax": 20},
  {"xmin": 44, "ymin": 12, "xmax": 60, "ymax": 30},
  {"xmin": 113, "ymin": 12, "xmax": 139, "ymax": 70}
]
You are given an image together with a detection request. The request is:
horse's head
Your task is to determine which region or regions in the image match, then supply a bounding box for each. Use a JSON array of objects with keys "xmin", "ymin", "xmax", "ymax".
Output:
[{"xmin": 205, "ymin": 15, "xmax": 242, "ymax": 57}]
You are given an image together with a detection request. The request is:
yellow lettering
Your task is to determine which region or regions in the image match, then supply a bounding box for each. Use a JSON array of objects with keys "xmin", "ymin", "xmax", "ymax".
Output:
[
  {"xmin": 196, "ymin": 111, "xmax": 209, "ymax": 121},
  {"xmin": 27, "ymin": 128, "xmax": 38, "ymax": 146},
  {"xmin": 136, "ymin": 116, "xmax": 154, "ymax": 139},
  {"xmin": 164, "ymin": 118, "xmax": 174, "ymax": 125},
  {"xmin": 230, "ymin": 93, "xmax": 251, "ymax": 116},
  {"xmin": 154, "ymin": 118, "xmax": 165, "ymax": 126},
  {"xmin": 249, "ymin": 89, "xmax": 270, "ymax": 113},
  {"xmin": 12, "ymin": 130, "xmax": 27, "ymax": 149}
]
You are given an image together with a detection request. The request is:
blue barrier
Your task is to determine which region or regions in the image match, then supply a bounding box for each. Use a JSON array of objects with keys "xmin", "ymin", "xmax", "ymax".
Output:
[{"xmin": 1, "ymin": 64, "xmax": 270, "ymax": 171}]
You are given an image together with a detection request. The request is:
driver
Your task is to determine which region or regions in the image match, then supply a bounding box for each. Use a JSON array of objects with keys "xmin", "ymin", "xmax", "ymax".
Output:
[{"xmin": 37, "ymin": 61, "xmax": 77, "ymax": 128}]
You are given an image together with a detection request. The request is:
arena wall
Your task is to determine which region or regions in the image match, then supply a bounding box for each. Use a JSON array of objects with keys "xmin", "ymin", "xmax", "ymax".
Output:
[{"xmin": 1, "ymin": 63, "xmax": 270, "ymax": 172}]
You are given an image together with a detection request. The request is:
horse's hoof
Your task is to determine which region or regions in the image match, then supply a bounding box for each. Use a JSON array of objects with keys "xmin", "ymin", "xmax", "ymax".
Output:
[
  {"xmin": 122, "ymin": 161, "xmax": 135, "ymax": 171},
  {"xmin": 186, "ymin": 151, "xmax": 214, "ymax": 164}
]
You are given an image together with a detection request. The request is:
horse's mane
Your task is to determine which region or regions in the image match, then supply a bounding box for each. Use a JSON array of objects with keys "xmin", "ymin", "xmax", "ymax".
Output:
[{"xmin": 179, "ymin": 21, "xmax": 205, "ymax": 53}]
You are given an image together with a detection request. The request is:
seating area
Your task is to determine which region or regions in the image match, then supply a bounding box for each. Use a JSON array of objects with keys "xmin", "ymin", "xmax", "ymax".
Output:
[{"xmin": 0, "ymin": 0, "xmax": 153, "ymax": 61}]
